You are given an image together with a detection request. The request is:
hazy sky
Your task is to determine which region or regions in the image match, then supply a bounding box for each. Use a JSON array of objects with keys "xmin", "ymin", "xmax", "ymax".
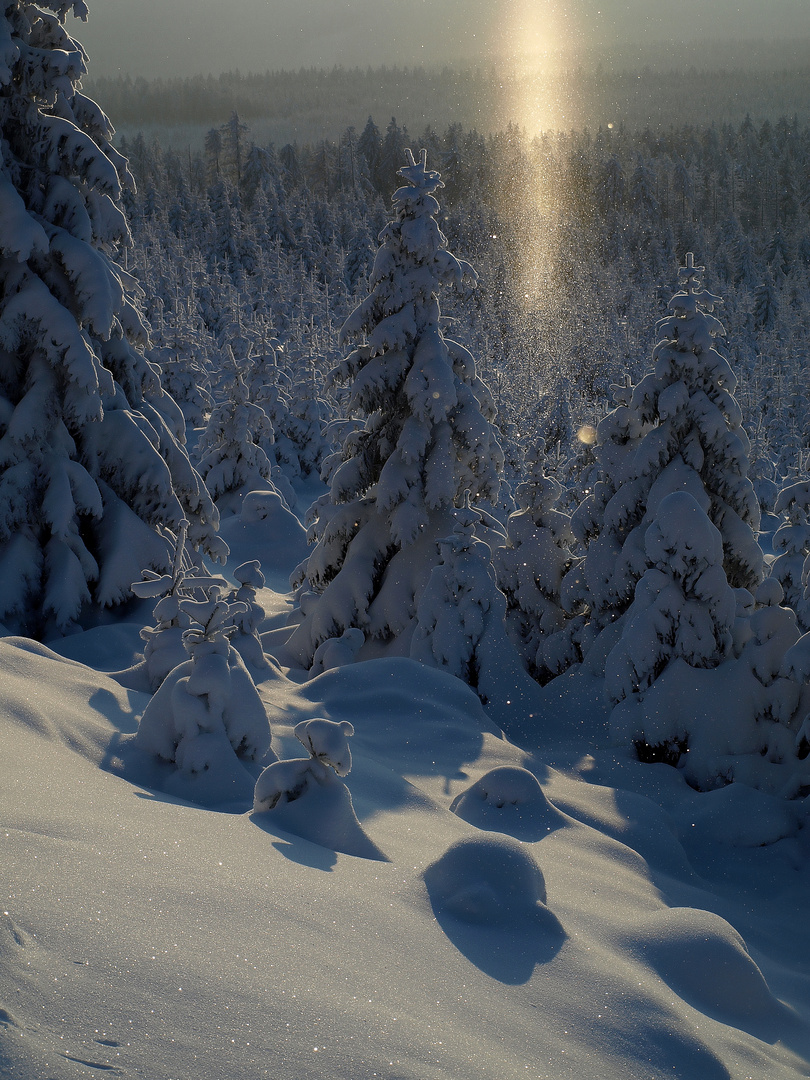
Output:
[{"xmin": 74, "ymin": 0, "xmax": 810, "ymax": 80}]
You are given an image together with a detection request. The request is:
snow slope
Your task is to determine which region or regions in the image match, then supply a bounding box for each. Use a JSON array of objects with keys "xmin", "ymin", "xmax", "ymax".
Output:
[{"xmin": 3, "ymin": 607, "xmax": 810, "ymax": 1079}]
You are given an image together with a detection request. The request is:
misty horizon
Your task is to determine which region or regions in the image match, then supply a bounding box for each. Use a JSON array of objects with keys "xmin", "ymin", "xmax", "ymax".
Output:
[{"xmin": 73, "ymin": 0, "xmax": 810, "ymax": 81}]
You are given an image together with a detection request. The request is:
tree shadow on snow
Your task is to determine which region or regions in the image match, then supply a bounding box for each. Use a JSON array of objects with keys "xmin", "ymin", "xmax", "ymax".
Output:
[
  {"xmin": 88, "ymin": 686, "xmax": 141, "ymax": 735},
  {"xmin": 249, "ymin": 814, "xmax": 338, "ymax": 871}
]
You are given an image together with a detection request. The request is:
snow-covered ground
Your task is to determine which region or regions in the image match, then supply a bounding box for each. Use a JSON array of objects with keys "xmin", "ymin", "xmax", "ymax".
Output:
[{"xmin": 3, "ymin": 500, "xmax": 810, "ymax": 1080}]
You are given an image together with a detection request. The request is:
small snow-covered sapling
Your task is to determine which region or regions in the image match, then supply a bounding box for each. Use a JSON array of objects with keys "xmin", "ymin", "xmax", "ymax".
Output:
[
  {"xmin": 253, "ymin": 718, "xmax": 355, "ymax": 812},
  {"xmin": 132, "ymin": 521, "xmax": 230, "ymax": 690},
  {"xmin": 228, "ymin": 560, "xmax": 269, "ymax": 670},
  {"xmin": 251, "ymin": 717, "xmax": 387, "ymax": 859},
  {"xmin": 134, "ymin": 584, "xmax": 275, "ymax": 787}
]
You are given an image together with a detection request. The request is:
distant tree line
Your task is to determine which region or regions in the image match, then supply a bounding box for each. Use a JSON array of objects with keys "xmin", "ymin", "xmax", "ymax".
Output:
[{"xmin": 85, "ymin": 63, "xmax": 810, "ymax": 140}]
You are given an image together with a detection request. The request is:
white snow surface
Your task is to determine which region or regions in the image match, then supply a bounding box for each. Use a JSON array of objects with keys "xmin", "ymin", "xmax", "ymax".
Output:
[{"xmin": 3, "ymin": 515, "xmax": 810, "ymax": 1079}]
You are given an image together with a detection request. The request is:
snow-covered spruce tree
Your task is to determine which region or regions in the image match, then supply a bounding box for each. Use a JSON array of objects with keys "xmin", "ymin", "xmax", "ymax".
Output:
[
  {"xmin": 609, "ymin": 495, "xmax": 804, "ymax": 790},
  {"xmin": 249, "ymin": 345, "xmax": 332, "ymax": 488},
  {"xmin": 561, "ymin": 375, "xmax": 650, "ymax": 634},
  {"xmin": 0, "ymin": 2, "xmax": 222, "ymax": 635},
  {"xmin": 606, "ymin": 491, "xmax": 738, "ymax": 763},
  {"xmin": 195, "ymin": 347, "xmax": 276, "ymax": 515},
  {"xmin": 771, "ymin": 479, "xmax": 810, "ymax": 632},
  {"xmin": 286, "ymin": 149, "xmax": 503, "ymax": 667},
  {"xmin": 410, "ymin": 506, "xmax": 509, "ymax": 702},
  {"xmin": 565, "ymin": 254, "xmax": 762, "ymax": 642},
  {"xmin": 148, "ymin": 303, "xmax": 214, "ymax": 430},
  {"xmin": 494, "ymin": 443, "xmax": 580, "ymax": 683}
]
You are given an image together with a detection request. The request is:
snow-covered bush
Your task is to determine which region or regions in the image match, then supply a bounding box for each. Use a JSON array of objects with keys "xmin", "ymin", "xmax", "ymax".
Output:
[
  {"xmin": 253, "ymin": 718, "xmax": 355, "ymax": 812},
  {"xmin": 227, "ymin": 559, "xmax": 270, "ymax": 672},
  {"xmin": 252, "ymin": 717, "xmax": 387, "ymax": 859},
  {"xmin": 135, "ymin": 584, "xmax": 275, "ymax": 803},
  {"xmin": 309, "ymin": 627, "xmax": 365, "ymax": 677},
  {"xmin": 0, "ymin": 1, "xmax": 223, "ymax": 634},
  {"xmin": 449, "ymin": 766, "xmax": 567, "ymax": 841}
]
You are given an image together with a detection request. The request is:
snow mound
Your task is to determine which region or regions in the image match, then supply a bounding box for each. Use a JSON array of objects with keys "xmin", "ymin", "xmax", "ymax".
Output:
[
  {"xmin": 309, "ymin": 626, "xmax": 364, "ymax": 676},
  {"xmin": 252, "ymin": 766, "xmax": 388, "ymax": 861},
  {"xmin": 0, "ymin": 635, "xmax": 142, "ymax": 765},
  {"xmin": 619, "ymin": 907, "xmax": 785, "ymax": 1028},
  {"xmin": 449, "ymin": 766, "xmax": 568, "ymax": 840},
  {"xmin": 423, "ymin": 834, "xmax": 548, "ymax": 924},
  {"xmin": 680, "ymin": 782, "xmax": 799, "ymax": 847},
  {"xmin": 48, "ymin": 621, "xmax": 148, "ymax": 672},
  {"xmin": 302, "ymin": 656, "xmax": 500, "ymax": 779},
  {"xmin": 218, "ymin": 489, "xmax": 309, "ymax": 591}
]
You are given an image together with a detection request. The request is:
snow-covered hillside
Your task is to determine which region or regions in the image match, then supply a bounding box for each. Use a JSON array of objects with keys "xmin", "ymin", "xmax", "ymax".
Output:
[{"xmin": 3, "ymin": 509, "xmax": 810, "ymax": 1080}]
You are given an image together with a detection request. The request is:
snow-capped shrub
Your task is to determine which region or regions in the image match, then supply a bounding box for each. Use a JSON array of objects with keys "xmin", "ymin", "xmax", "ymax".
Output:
[
  {"xmin": 134, "ymin": 585, "xmax": 275, "ymax": 803},
  {"xmin": 253, "ymin": 718, "xmax": 355, "ymax": 812},
  {"xmin": 252, "ymin": 718, "xmax": 387, "ymax": 860},
  {"xmin": 227, "ymin": 560, "xmax": 270, "ymax": 672},
  {"xmin": 449, "ymin": 766, "xmax": 567, "ymax": 840},
  {"xmin": 132, "ymin": 521, "xmax": 229, "ymax": 690}
]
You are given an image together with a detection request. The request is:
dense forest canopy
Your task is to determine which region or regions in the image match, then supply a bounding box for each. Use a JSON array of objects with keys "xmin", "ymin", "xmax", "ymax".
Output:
[{"xmin": 120, "ymin": 105, "xmax": 810, "ymax": 504}]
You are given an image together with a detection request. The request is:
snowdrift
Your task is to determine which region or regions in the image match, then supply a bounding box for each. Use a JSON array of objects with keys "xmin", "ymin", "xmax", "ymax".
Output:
[{"xmin": 3, "ymin": 633, "xmax": 810, "ymax": 1079}]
